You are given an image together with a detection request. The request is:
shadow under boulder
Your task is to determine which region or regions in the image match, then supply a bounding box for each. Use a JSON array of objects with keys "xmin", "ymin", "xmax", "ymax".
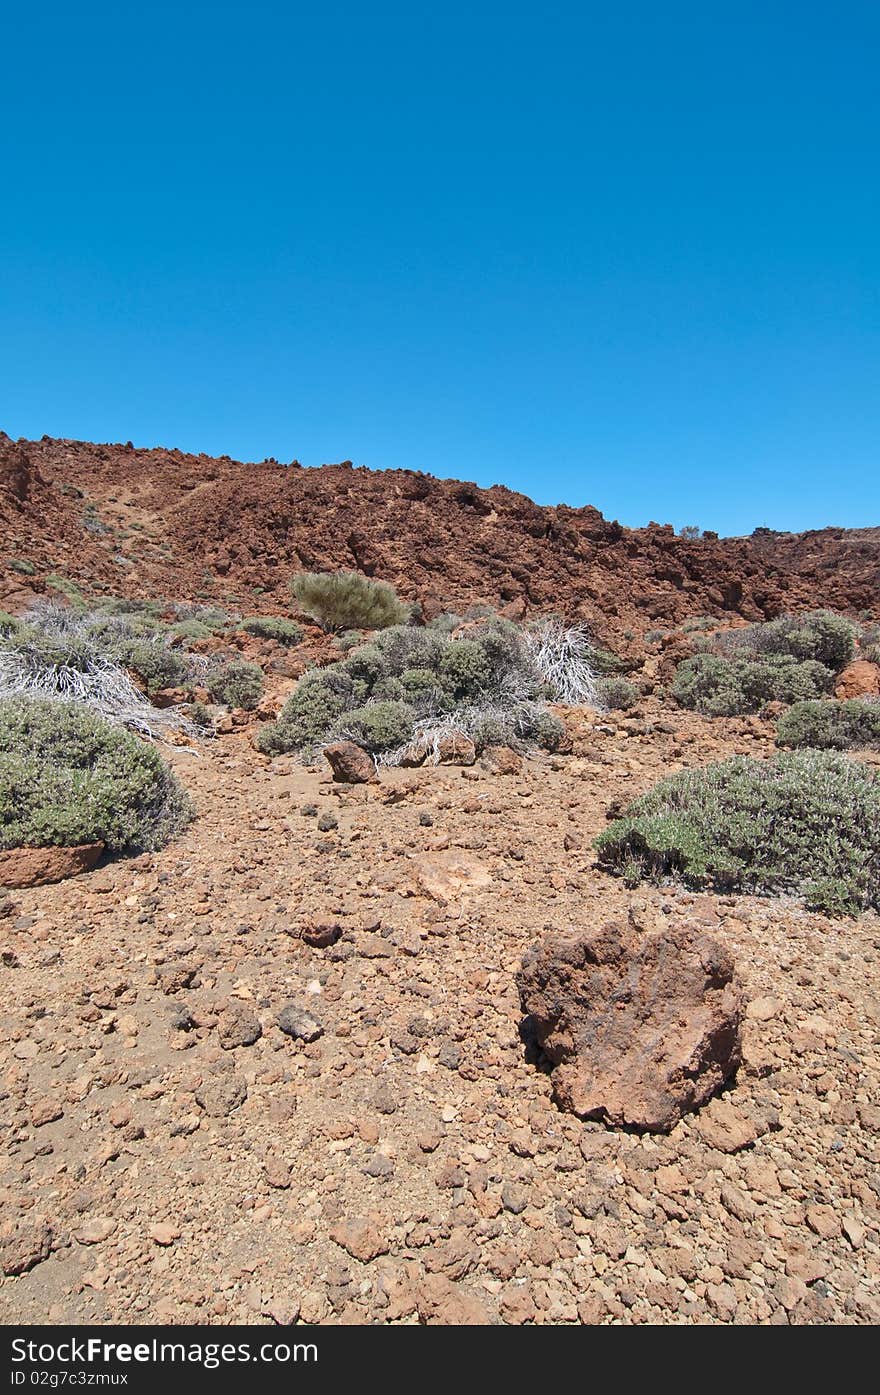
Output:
[{"xmin": 517, "ymin": 920, "xmax": 744, "ymax": 1133}]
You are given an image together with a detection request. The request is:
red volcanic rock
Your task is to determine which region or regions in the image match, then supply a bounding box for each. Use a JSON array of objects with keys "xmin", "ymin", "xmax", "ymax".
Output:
[
  {"xmin": 517, "ymin": 921, "xmax": 744, "ymax": 1133},
  {"xmin": 834, "ymin": 660, "xmax": 880, "ymax": 700},
  {"xmin": 0, "ymin": 842, "xmax": 105, "ymax": 889},
  {"xmin": 323, "ymin": 741, "xmax": 378, "ymax": 783},
  {"xmin": 1, "ymin": 435, "xmax": 878, "ymax": 641}
]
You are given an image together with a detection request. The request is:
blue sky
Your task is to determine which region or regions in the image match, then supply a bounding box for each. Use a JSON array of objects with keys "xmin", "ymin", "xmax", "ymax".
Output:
[{"xmin": 1, "ymin": 3, "xmax": 877, "ymax": 536}]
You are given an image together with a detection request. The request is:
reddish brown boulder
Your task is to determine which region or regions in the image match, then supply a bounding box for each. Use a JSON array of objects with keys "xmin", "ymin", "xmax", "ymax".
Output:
[
  {"xmin": 480, "ymin": 745, "xmax": 524, "ymax": 775},
  {"xmin": 323, "ymin": 740, "xmax": 378, "ymax": 783},
  {"xmin": 517, "ymin": 921, "xmax": 744, "ymax": 1133},
  {"xmin": 435, "ymin": 731, "xmax": 476, "ymax": 765},
  {"xmin": 0, "ymin": 842, "xmax": 104, "ymax": 889},
  {"xmin": 834, "ymin": 660, "xmax": 880, "ymax": 699},
  {"xmin": 301, "ymin": 919, "xmax": 343, "ymax": 948}
]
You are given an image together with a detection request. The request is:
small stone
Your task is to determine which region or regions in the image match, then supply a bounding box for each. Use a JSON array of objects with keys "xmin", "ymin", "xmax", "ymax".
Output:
[
  {"xmin": 217, "ymin": 1000, "xmax": 262, "ymax": 1049},
  {"xmin": 148, "ymin": 1223, "xmax": 181, "ymax": 1246},
  {"xmin": 74, "ymin": 1218, "xmax": 117, "ymax": 1245},
  {"xmin": 1, "ymin": 1218, "xmax": 54, "ymax": 1276},
  {"xmin": 31, "ymin": 1098, "xmax": 64, "ymax": 1128},
  {"xmin": 501, "ymin": 1182, "xmax": 528, "ymax": 1215},
  {"xmin": 329, "ymin": 1218, "xmax": 389, "ymax": 1263},
  {"xmin": 323, "ymin": 742, "xmax": 378, "ymax": 784},
  {"xmin": 362, "ymin": 1153, "xmax": 395, "ymax": 1179},
  {"xmin": 277, "ymin": 1003, "xmax": 323, "ymax": 1042},
  {"xmin": 194, "ymin": 1074, "xmax": 248, "ymax": 1117},
  {"xmin": 805, "ymin": 1204, "xmax": 841, "ymax": 1240}
]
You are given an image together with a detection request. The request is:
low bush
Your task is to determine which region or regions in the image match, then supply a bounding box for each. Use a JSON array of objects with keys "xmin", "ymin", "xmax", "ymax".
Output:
[
  {"xmin": 595, "ymin": 750, "xmax": 880, "ymax": 915},
  {"xmin": 0, "ymin": 698, "xmax": 193, "ymax": 853},
  {"xmin": 291, "ymin": 571, "xmax": 410, "ymax": 632},
  {"xmin": 338, "ymin": 700, "xmax": 413, "ymax": 752},
  {"xmin": 718, "ymin": 610, "xmax": 856, "ymax": 672},
  {"xmin": 596, "ymin": 675, "xmax": 638, "ymax": 710},
  {"xmin": 120, "ymin": 639, "xmax": 192, "ymax": 693},
  {"xmin": 776, "ymin": 699, "xmax": 880, "ymax": 751},
  {"xmin": 255, "ymin": 614, "xmax": 582, "ymax": 760},
  {"xmin": 206, "ymin": 660, "xmax": 264, "ymax": 710},
  {"xmin": 255, "ymin": 675, "xmax": 347, "ymax": 755},
  {"xmin": 671, "ymin": 652, "xmax": 833, "ymax": 716},
  {"xmin": 240, "ymin": 616, "xmax": 303, "ymax": 645},
  {"xmin": 0, "ymin": 603, "xmax": 204, "ymax": 734}
]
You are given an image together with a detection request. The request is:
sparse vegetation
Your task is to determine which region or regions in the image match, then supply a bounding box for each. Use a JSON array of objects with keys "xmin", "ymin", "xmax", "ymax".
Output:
[
  {"xmin": 291, "ymin": 571, "xmax": 411, "ymax": 633},
  {"xmin": 595, "ymin": 750, "xmax": 880, "ymax": 915},
  {"xmin": 256, "ymin": 614, "xmax": 587, "ymax": 760},
  {"xmin": 776, "ymin": 699, "xmax": 880, "ymax": 751},
  {"xmin": 0, "ymin": 698, "xmax": 194, "ymax": 853},
  {"xmin": 240, "ymin": 615, "xmax": 303, "ymax": 645},
  {"xmin": 44, "ymin": 574, "xmax": 85, "ymax": 606},
  {"xmin": 206, "ymin": 660, "xmax": 264, "ymax": 710},
  {"xmin": 717, "ymin": 609, "xmax": 857, "ymax": 672},
  {"xmin": 671, "ymin": 610, "xmax": 858, "ymax": 716},
  {"xmin": 0, "ymin": 602, "xmax": 202, "ymax": 735},
  {"xmin": 671, "ymin": 652, "xmax": 834, "ymax": 715},
  {"xmin": 596, "ymin": 675, "xmax": 638, "ymax": 710}
]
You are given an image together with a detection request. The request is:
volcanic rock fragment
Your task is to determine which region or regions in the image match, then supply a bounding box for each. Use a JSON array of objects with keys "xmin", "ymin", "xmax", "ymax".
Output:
[{"xmin": 517, "ymin": 920, "xmax": 744, "ymax": 1132}]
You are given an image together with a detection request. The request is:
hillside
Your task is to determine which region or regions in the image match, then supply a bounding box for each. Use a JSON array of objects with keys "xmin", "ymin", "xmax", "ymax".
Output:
[{"xmin": 2, "ymin": 433, "xmax": 878, "ymax": 637}]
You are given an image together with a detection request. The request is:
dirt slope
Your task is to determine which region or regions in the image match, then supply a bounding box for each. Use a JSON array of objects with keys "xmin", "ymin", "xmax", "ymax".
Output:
[
  {"xmin": 2, "ymin": 434, "xmax": 878, "ymax": 639},
  {"xmin": 1, "ymin": 704, "xmax": 878, "ymax": 1325}
]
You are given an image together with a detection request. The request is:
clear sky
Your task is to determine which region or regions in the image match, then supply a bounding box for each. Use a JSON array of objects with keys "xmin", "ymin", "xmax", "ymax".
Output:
[{"xmin": 2, "ymin": 3, "xmax": 877, "ymax": 536}]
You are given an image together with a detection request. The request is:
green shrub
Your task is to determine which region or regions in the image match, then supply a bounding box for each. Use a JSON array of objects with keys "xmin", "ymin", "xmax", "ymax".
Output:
[
  {"xmin": 427, "ymin": 613, "xmax": 462, "ymax": 634},
  {"xmin": 255, "ymin": 675, "xmax": 347, "ymax": 755},
  {"xmin": 371, "ymin": 675, "xmax": 406, "ymax": 702},
  {"xmin": 720, "ymin": 610, "xmax": 856, "ymax": 672},
  {"xmin": 206, "ymin": 660, "xmax": 264, "ymax": 710},
  {"xmin": 597, "ymin": 675, "xmax": 638, "ymax": 710},
  {"xmin": 776, "ymin": 699, "xmax": 880, "ymax": 751},
  {"xmin": 119, "ymin": 639, "xmax": 192, "ymax": 693},
  {"xmin": 339, "ymin": 700, "xmax": 413, "ymax": 752},
  {"xmin": 671, "ymin": 652, "xmax": 833, "ymax": 715},
  {"xmin": 254, "ymin": 614, "xmax": 570, "ymax": 759},
  {"xmin": 240, "ymin": 615, "xmax": 303, "ymax": 646},
  {"xmin": 44, "ymin": 574, "xmax": 85, "ymax": 606},
  {"xmin": 8, "ymin": 558, "xmax": 35, "ymax": 575},
  {"xmin": 595, "ymin": 750, "xmax": 880, "ymax": 915},
  {"xmin": 371, "ymin": 625, "xmax": 447, "ymax": 675},
  {"xmin": 291, "ymin": 571, "xmax": 410, "ymax": 632},
  {"xmin": 512, "ymin": 704, "xmax": 565, "ymax": 751},
  {"xmin": 187, "ymin": 701, "xmax": 215, "ymax": 731},
  {"xmin": 95, "ymin": 597, "xmax": 164, "ymax": 619},
  {"xmin": 440, "ymin": 638, "xmax": 492, "ymax": 698},
  {"xmin": 587, "ymin": 646, "xmax": 627, "ymax": 676},
  {"xmin": 0, "ymin": 612, "xmax": 20, "ymax": 636},
  {"xmin": 399, "ymin": 667, "xmax": 454, "ymax": 714},
  {"xmin": 0, "ymin": 698, "xmax": 193, "ymax": 853},
  {"xmin": 173, "ymin": 603, "xmax": 231, "ymax": 631}
]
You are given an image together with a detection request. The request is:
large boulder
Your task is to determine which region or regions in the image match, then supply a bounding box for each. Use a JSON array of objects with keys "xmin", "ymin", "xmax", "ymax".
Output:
[
  {"xmin": 834, "ymin": 660, "xmax": 880, "ymax": 699},
  {"xmin": 517, "ymin": 921, "xmax": 744, "ymax": 1133},
  {"xmin": 323, "ymin": 740, "xmax": 378, "ymax": 783}
]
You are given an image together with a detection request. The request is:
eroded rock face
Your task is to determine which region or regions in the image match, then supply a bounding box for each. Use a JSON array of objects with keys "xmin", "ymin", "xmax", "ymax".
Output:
[
  {"xmin": 323, "ymin": 741, "xmax": 378, "ymax": 783},
  {"xmin": 0, "ymin": 842, "xmax": 104, "ymax": 889},
  {"xmin": 517, "ymin": 921, "xmax": 744, "ymax": 1133}
]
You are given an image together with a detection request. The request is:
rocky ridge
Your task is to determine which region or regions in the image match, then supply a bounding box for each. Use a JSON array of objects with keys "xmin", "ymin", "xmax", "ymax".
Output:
[{"xmin": 2, "ymin": 434, "xmax": 879, "ymax": 643}]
